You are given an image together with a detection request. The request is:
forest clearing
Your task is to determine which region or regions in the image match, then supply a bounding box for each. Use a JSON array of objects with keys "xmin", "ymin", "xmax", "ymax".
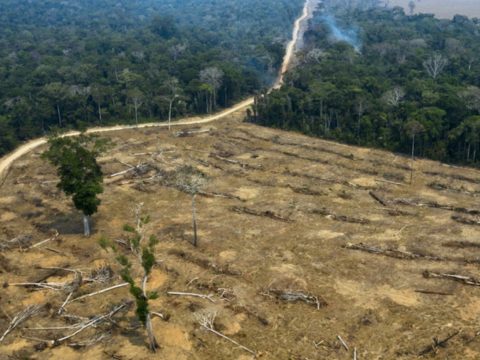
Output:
[{"xmin": 1, "ymin": 110, "xmax": 480, "ymax": 359}]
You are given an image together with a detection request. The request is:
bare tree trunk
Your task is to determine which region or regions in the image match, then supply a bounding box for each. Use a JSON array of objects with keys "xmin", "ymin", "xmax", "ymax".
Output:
[
  {"xmin": 410, "ymin": 135, "xmax": 415, "ymax": 184},
  {"xmin": 168, "ymin": 99, "xmax": 173, "ymax": 131},
  {"xmin": 141, "ymin": 274, "xmax": 159, "ymax": 352},
  {"xmin": 57, "ymin": 104, "xmax": 62, "ymax": 127},
  {"xmin": 83, "ymin": 215, "xmax": 91, "ymax": 237},
  {"xmin": 145, "ymin": 313, "xmax": 158, "ymax": 352},
  {"xmin": 98, "ymin": 104, "xmax": 102, "ymax": 123},
  {"xmin": 192, "ymin": 194, "xmax": 198, "ymax": 247},
  {"xmin": 134, "ymin": 103, "xmax": 138, "ymax": 125}
]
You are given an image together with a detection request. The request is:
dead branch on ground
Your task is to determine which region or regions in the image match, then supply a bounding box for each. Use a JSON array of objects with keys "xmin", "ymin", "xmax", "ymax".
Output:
[
  {"xmin": 51, "ymin": 300, "xmax": 132, "ymax": 346},
  {"xmin": 167, "ymin": 291, "xmax": 215, "ymax": 303},
  {"xmin": 69, "ymin": 283, "xmax": 129, "ymax": 304},
  {"xmin": 29, "ymin": 230, "xmax": 59, "ymax": 249},
  {"xmin": 337, "ymin": 335, "xmax": 349, "ymax": 351},
  {"xmin": 262, "ymin": 289, "xmax": 327, "ymax": 310},
  {"xmin": 418, "ymin": 330, "xmax": 461, "ymax": 356},
  {"xmin": 0, "ymin": 235, "xmax": 33, "ymax": 251},
  {"xmin": 196, "ymin": 311, "xmax": 256, "ymax": 356},
  {"xmin": 0, "ymin": 305, "xmax": 43, "ymax": 342}
]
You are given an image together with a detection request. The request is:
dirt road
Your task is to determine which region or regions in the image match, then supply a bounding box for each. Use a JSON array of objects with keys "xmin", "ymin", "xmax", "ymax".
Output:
[{"xmin": 0, "ymin": 0, "xmax": 315, "ymax": 182}]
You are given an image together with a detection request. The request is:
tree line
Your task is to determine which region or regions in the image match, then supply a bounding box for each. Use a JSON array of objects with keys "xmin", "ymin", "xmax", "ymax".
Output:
[
  {"xmin": 251, "ymin": 0, "xmax": 480, "ymax": 166},
  {"xmin": 0, "ymin": 0, "xmax": 304, "ymax": 156}
]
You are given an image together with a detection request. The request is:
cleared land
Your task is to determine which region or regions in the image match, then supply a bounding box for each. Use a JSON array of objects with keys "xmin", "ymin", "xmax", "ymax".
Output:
[
  {"xmin": 389, "ymin": 0, "xmax": 480, "ymax": 19},
  {"xmin": 1, "ymin": 110, "xmax": 480, "ymax": 359}
]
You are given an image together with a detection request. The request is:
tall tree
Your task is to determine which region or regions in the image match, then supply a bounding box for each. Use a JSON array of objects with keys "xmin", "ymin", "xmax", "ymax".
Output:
[
  {"xmin": 42, "ymin": 135, "xmax": 105, "ymax": 236},
  {"xmin": 200, "ymin": 67, "xmax": 224, "ymax": 112},
  {"xmin": 161, "ymin": 77, "xmax": 183, "ymax": 131}
]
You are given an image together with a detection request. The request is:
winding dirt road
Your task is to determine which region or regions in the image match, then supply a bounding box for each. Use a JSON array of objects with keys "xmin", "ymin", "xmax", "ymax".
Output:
[{"xmin": 0, "ymin": 0, "xmax": 316, "ymax": 183}]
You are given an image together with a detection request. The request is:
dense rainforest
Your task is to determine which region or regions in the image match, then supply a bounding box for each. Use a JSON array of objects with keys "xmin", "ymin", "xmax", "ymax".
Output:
[
  {"xmin": 0, "ymin": 0, "xmax": 304, "ymax": 155},
  {"xmin": 252, "ymin": 0, "xmax": 480, "ymax": 166}
]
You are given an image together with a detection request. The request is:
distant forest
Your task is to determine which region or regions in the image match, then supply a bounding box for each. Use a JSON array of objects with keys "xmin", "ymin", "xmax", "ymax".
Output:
[
  {"xmin": 252, "ymin": 0, "xmax": 480, "ymax": 166},
  {"xmin": 0, "ymin": 0, "xmax": 304, "ymax": 155}
]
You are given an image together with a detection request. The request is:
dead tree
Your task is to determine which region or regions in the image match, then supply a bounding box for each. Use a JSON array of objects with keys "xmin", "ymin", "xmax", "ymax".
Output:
[
  {"xmin": 175, "ymin": 166, "xmax": 207, "ymax": 247},
  {"xmin": 423, "ymin": 53, "xmax": 448, "ymax": 79}
]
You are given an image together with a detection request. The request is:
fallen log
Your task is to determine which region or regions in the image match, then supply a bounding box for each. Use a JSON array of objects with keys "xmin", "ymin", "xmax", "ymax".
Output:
[
  {"xmin": 175, "ymin": 128, "xmax": 211, "ymax": 137},
  {"xmin": 424, "ymin": 170, "xmax": 480, "ymax": 184},
  {"xmin": 415, "ymin": 289, "xmax": 453, "ymax": 296},
  {"xmin": 369, "ymin": 191, "xmax": 389, "ymax": 207},
  {"xmin": 312, "ymin": 209, "xmax": 370, "ymax": 225},
  {"xmin": 263, "ymin": 289, "xmax": 327, "ymax": 310},
  {"xmin": 343, "ymin": 243, "xmax": 444, "ymax": 261},
  {"xmin": 287, "ymin": 184, "xmax": 326, "ymax": 196},
  {"xmin": 423, "ymin": 271, "xmax": 480, "ymax": 286},
  {"xmin": 231, "ymin": 206, "xmax": 292, "ymax": 223},
  {"xmin": 168, "ymin": 249, "xmax": 241, "ymax": 276},
  {"xmin": 393, "ymin": 198, "xmax": 480, "ymax": 216},
  {"xmin": 451, "ymin": 214, "xmax": 480, "ymax": 226},
  {"xmin": 198, "ymin": 191, "xmax": 244, "ymax": 202},
  {"xmin": 442, "ymin": 240, "xmax": 480, "ymax": 249}
]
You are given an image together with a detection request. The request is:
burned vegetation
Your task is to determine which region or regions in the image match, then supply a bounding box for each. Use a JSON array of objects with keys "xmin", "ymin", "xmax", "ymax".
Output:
[{"xmin": 1, "ymin": 113, "xmax": 480, "ymax": 359}]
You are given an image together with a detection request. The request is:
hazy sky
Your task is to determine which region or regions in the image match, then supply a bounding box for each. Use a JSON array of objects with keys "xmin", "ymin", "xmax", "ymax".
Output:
[{"xmin": 389, "ymin": 0, "xmax": 480, "ymax": 19}]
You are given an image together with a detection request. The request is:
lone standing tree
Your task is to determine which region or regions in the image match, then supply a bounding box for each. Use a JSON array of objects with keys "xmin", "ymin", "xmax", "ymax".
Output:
[
  {"xmin": 42, "ymin": 135, "xmax": 105, "ymax": 236},
  {"xmin": 175, "ymin": 166, "xmax": 206, "ymax": 247}
]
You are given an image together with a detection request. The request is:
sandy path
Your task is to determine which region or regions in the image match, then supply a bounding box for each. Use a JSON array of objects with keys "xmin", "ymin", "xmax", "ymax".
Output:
[{"xmin": 0, "ymin": 0, "xmax": 315, "ymax": 182}]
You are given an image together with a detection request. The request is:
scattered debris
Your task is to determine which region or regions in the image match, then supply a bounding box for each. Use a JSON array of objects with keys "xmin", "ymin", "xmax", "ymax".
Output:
[{"xmin": 50, "ymin": 301, "xmax": 132, "ymax": 346}]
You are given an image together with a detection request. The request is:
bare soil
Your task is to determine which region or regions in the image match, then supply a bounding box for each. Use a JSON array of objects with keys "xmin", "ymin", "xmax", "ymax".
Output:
[{"xmin": 2, "ymin": 110, "xmax": 480, "ymax": 359}]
